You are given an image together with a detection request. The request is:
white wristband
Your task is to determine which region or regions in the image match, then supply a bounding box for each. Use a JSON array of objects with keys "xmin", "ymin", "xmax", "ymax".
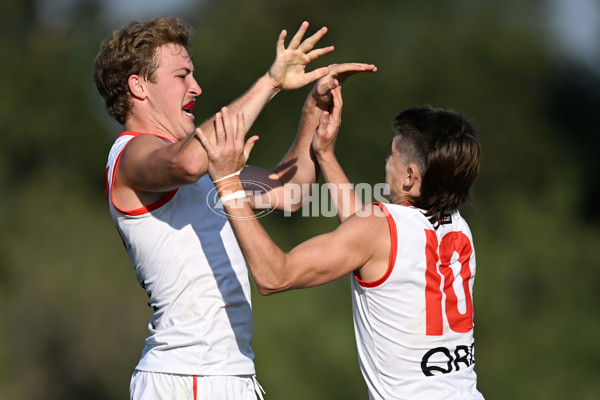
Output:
[
  {"xmin": 220, "ymin": 190, "xmax": 246, "ymax": 204},
  {"xmin": 213, "ymin": 167, "xmax": 243, "ymax": 183}
]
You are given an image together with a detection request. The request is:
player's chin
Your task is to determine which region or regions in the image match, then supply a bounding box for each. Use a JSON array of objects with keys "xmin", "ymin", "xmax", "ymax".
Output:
[
  {"xmin": 181, "ymin": 118, "xmax": 196, "ymax": 135},
  {"xmin": 184, "ymin": 125, "xmax": 196, "ymax": 136}
]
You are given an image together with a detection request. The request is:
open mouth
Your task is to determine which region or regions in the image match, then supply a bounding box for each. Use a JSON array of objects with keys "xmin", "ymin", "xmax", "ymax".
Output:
[{"xmin": 182, "ymin": 101, "xmax": 195, "ymax": 116}]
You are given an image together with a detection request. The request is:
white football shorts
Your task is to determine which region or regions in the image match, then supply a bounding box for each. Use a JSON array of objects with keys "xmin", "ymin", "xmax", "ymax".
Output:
[{"xmin": 130, "ymin": 370, "xmax": 265, "ymax": 400}]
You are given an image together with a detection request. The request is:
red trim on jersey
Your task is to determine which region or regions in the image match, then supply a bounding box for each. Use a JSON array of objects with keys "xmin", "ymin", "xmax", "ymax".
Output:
[
  {"xmin": 109, "ymin": 132, "xmax": 178, "ymax": 216},
  {"xmin": 353, "ymin": 202, "xmax": 398, "ymax": 288},
  {"xmin": 118, "ymin": 131, "xmax": 175, "ymax": 142},
  {"xmin": 193, "ymin": 375, "xmax": 197, "ymax": 400},
  {"xmin": 104, "ymin": 167, "xmax": 110, "ymax": 202}
]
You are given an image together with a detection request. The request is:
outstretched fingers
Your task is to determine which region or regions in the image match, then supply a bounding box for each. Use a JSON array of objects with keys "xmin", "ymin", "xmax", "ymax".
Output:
[
  {"xmin": 298, "ymin": 25, "xmax": 329, "ymax": 52},
  {"xmin": 329, "ymin": 63, "xmax": 378, "ymax": 84},
  {"xmin": 220, "ymin": 107, "xmax": 235, "ymax": 143},
  {"xmin": 214, "ymin": 111, "xmax": 226, "ymax": 145},
  {"xmin": 305, "ymin": 45, "xmax": 335, "ymax": 63},
  {"xmin": 276, "ymin": 29, "xmax": 288, "ymax": 55},
  {"xmin": 287, "ymin": 21, "xmax": 309, "ymax": 50},
  {"xmin": 197, "ymin": 107, "xmax": 259, "ymax": 182},
  {"xmin": 288, "ymin": 22, "xmax": 333, "ymax": 63}
]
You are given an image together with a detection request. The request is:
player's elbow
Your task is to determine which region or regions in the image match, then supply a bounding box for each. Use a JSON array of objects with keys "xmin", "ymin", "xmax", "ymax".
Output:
[
  {"xmin": 254, "ymin": 279, "xmax": 289, "ymax": 296},
  {"xmin": 181, "ymin": 156, "xmax": 205, "ymax": 180},
  {"xmin": 172, "ymin": 155, "xmax": 207, "ymax": 183},
  {"xmin": 253, "ymin": 273, "xmax": 293, "ymax": 296},
  {"xmin": 255, "ymin": 285, "xmax": 279, "ymax": 296}
]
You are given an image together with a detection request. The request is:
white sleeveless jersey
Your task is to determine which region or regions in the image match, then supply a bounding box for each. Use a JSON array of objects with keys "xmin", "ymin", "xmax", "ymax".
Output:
[
  {"xmin": 105, "ymin": 132, "xmax": 255, "ymax": 376},
  {"xmin": 351, "ymin": 203, "xmax": 484, "ymax": 400}
]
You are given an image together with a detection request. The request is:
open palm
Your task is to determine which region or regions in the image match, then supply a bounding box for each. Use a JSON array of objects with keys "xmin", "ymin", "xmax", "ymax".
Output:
[{"xmin": 268, "ymin": 21, "xmax": 334, "ymax": 91}]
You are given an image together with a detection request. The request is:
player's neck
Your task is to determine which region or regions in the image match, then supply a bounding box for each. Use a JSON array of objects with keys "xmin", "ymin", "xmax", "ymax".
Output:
[{"xmin": 125, "ymin": 113, "xmax": 175, "ymax": 140}]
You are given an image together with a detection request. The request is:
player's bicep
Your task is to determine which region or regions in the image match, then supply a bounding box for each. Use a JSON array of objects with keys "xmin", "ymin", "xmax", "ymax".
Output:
[
  {"xmin": 119, "ymin": 135, "xmax": 188, "ymax": 192},
  {"xmin": 285, "ymin": 209, "xmax": 386, "ymax": 289}
]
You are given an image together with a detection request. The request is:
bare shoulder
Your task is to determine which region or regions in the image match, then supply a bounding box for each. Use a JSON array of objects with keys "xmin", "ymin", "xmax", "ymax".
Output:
[
  {"xmin": 122, "ymin": 134, "xmax": 171, "ymax": 162},
  {"xmin": 333, "ymin": 203, "xmax": 391, "ymax": 257},
  {"xmin": 113, "ymin": 134, "xmax": 174, "ymax": 209},
  {"xmin": 341, "ymin": 203, "xmax": 389, "ymax": 231},
  {"xmin": 345, "ymin": 203, "xmax": 392, "ymax": 283},
  {"xmin": 116, "ymin": 134, "xmax": 167, "ymax": 187}
]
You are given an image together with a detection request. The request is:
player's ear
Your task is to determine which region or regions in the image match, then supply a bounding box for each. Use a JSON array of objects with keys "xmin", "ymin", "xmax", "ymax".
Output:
[
  {"xmin": 405, "ymin": 164, "xmax": 420, "ymax": 187},
  {"xmin": 128, "ymin": 75, "xmax": 147, "ymax": 100}
]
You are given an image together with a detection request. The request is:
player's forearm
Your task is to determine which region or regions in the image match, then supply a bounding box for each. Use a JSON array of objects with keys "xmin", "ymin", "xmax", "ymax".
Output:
[
  {"xmin": 315, "ymin": 152, "xmax": 362, "ymax": 223},
  {"xmin": 217, "ymin": 178, "xmax": 294, "ymax": 295},
  {"xmin": 272, "ymin": 96, "xmax": 322, "ymax": 209},
  {"xmin": 227, "ymin": 73, "xmax": 281, "ymax": 126},
  {"xmin": 199, "ymin": 74, "xmax": 279, "ymax": 138}
]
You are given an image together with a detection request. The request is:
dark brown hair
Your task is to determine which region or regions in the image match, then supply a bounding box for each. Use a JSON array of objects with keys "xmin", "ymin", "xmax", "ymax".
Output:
[
  {"xmin": 393, "ymin": 106, "xmax": 480, "ymax": 226},
  {"xmin": 94, "ymin": 17, "xmax": 193, "ymax": 125}
]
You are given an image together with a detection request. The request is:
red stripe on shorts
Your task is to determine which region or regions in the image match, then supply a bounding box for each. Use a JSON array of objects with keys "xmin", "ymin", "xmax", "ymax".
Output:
[{"xmin": 193, "ymin": 375, "xmax": 197, "ymax": 400}]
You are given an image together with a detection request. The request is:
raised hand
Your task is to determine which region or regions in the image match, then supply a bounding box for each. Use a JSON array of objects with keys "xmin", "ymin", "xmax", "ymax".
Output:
[
  {"xmin": 311, "ymin": 63, "xmax": 377, "ymax": 110},
  {"xmin": 267, "ymin": 21, "xmax": 335, "ymax": 91},
  {"xmin": 197, "ymin": 107, "xmax": 258, "ymax": 182},
  {"xmin": 312, "ymin": 86, "xmax": 343, "ymax": 157}
]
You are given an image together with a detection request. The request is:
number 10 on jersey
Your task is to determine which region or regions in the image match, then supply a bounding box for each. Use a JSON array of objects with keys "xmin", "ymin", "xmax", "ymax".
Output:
[{"xmin": 424, "ymin": 230, "xmax": 474, "ymax": 336}]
